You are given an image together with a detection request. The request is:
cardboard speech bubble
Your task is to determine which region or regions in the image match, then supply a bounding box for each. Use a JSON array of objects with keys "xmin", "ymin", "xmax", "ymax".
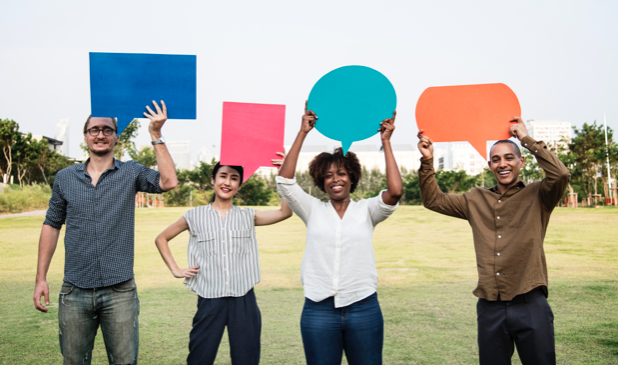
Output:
[
  {"xmin": 220, "ymin": 102, "xmax": 286, "ymax": 182},
  {"xmin": 415, "ymin": 83, "xmax": 521, "ymax": 159},
  {"xmin": 89, "ymin": 52, "xmax": 197, "ymax": 135},
  {"xmin": 307, "ymin": 66, "xmax": 397, "ymax": 155}
]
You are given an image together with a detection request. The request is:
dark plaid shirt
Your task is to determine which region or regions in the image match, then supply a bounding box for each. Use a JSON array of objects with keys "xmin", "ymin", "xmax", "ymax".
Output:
[{"xmin": 44, "ymin": 158, "xmax": 162, "ymax": 288}]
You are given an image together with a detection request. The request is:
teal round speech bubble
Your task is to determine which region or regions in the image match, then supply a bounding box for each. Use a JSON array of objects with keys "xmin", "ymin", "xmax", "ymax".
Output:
[{"xmin": 307, "ymin": 65, "xmax": 397, "ymax": 155}]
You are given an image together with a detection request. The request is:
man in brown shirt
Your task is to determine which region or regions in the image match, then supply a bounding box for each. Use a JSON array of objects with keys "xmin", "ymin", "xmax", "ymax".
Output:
[{"xmin": 417, "ymin": 117, "xmax": 570, "ymax": 365}]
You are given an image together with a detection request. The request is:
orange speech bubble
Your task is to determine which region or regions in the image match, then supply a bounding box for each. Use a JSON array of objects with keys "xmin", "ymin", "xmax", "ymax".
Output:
[{"xmin": 415, "ymin": 83, "xmax": 521, "ymax": 159}]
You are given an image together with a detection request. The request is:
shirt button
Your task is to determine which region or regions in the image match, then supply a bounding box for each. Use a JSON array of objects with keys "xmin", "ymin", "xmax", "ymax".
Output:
[
  {"xmin": 498, "ymin": 200, "xmax": 501, "ymax": 203},
  {"xmin": 497, "ymin": 216, "xmax": 500, "ymax": 219},
  {"xmin": 497, "ymin": 253, "xmax": 501, "ymax": 256},
  {"xmin": 496, "ymin": 273, "xmax": 500, "ymax": 276},
  {"xmin": 498, "ymin": 235, "xmax": 502, "ymax": 238},
  {"xmin": 524, "ymin": 143, "xmax": 528, "ymax": 146},
  {"xmin": 535, "ymin": 150, "xmax": 538, "ymax": 153}
]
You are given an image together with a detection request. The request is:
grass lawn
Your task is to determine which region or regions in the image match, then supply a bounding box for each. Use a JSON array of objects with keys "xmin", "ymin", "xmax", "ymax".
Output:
[{"xmin": 0, "ymin": 206, "xmax": 616, "ymax": 364}]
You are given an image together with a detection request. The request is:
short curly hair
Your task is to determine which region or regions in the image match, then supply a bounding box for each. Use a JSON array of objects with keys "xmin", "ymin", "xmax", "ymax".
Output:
[{"xmin": 308, "ymin": 148, "xmax": 362, "ymax": 193}]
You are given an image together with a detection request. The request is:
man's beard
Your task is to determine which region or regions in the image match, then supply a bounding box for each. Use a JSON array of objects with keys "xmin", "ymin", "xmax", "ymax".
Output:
[{"xmin": 89, "ymin": 142, "xmax": 115, "ymax": 156}]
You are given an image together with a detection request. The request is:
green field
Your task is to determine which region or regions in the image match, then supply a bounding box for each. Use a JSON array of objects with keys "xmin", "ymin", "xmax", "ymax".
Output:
[{"xmin": 0, "ymin": 206, "xmax": 616, "ymax": 364}]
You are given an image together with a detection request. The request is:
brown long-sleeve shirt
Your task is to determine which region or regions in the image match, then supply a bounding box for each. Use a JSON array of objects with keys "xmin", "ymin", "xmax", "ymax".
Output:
[{"xmin": 419, "ymin": 136, "xmax": 570, "ymax": 301}]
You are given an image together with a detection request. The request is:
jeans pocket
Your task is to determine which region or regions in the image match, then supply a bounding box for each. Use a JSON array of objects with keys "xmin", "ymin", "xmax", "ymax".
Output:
[
  {"xmin": 111, "ymin": 278, "xmax": 137, "ymax": 292},
  {"xmin": 59, "ymin": 282, "xmax": 74, "ymax": 307}
]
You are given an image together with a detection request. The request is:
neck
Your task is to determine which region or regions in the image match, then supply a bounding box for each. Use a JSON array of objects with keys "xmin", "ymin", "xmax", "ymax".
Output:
[
  {"xmin": 330, "ymin": 196, "xmax": 351, "ymax": 209},
  {"xmin": 87, "ymin": 153, "xmax": 115, "ymax": 173},
  {"xmin": 496, "ymin": 180, "xmax": 520, "ymax": 195},
  {"xmin": 212, "ymin": 197, "xmax": 234, "ymax": 212}
]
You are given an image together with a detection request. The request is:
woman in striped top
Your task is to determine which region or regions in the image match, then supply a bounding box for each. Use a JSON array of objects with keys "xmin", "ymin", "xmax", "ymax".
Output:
[{"xmin": 155, "ymin": 159, "xmax": 292, "ymax": 365}]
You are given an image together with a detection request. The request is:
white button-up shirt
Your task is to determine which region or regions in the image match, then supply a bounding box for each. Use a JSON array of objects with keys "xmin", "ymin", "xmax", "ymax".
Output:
[{"xmin": 276, "ymin": 176, "xmax": 398, "ymax": 308}]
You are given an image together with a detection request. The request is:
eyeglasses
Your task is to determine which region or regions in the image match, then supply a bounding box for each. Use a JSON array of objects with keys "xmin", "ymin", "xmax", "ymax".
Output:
[{"xmin": 86, "ymin": 127, "xmax": 116, "ymax": 136}]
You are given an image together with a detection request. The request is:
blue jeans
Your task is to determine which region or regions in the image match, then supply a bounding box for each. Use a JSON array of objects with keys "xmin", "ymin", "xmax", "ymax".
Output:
[
  {"xmin": 58, "ymin": 278, "xmax": 140, "ymax": 365},
  {"xmin": 300, "ymin": 292, "xmax": 383, "ymax": 365}
]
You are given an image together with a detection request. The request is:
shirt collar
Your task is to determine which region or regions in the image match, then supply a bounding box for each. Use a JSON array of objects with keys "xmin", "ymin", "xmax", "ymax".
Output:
[
  {"xmin": 488, "ymin": 180, "xmax": 526, "ymax": 195},
  {"xmin": 78, "ymin": 157, "xmax": 120, "ymax": 175}
]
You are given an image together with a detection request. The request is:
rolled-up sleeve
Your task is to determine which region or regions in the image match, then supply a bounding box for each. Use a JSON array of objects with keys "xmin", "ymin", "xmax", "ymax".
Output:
[
  {"xmin": 43, "ymin": 172, "xmax": 67, "ymax": 229},
  {"xmin": 367, "ymin": 189, "xmax": 399, "ymax": 226},
  {"xmin": 132, "ymin": 161, "xmax": 162, "ymax": 193},
  {"xmin": 276, "ymin": 176, "xmax": 316, "ymax": 224}
]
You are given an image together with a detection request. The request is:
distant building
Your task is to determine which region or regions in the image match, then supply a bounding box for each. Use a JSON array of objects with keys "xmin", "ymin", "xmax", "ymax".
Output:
[
  {"xmin": 447, "ymin": 143, "xmax": 487, "ymax": 175},
  {"xmin": 31, "ymin": 135, "xmax": 63, "ymax": 153},
  {"xmin": 167, "ymin": 141, "xmax": 191, "ymax": 170},
  {"xmin": 197, "ymin": 145, "xmax": 218, "ymax": 165},
  {"xmin": 526, "ymin": 119, "xmax": 572, "ymax": 150},
  {"xmin": 55, "ymin": 119, "xmax": 70, "ymax": 156}
]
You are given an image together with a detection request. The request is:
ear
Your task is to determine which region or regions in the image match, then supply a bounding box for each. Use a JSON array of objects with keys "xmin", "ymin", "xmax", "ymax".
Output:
[
  {"xmin": 210, "ymin": 176, "xmax": 215, "ymax": 186},
  {"xmin": 518, "ymin": 156, "xmax": 525, "ymax": 167}
]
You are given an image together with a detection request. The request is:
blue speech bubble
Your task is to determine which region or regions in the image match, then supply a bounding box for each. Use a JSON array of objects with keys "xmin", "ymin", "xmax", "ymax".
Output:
[
  {"xmin": 90, "ymin": 52, "xmax": 197, "ymax": 135},
  {"xmin": 307, "ymin": 66, "xmax": 397, "ymax": 155}
]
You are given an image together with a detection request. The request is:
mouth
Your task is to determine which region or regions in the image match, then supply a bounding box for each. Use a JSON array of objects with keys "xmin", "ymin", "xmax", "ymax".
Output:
[
  {"xmin": 498, "ymin": 171, "xmax": 511, "ymax": 178},
  {"xmin": 221, "ymin": 187, "xmax": 232, "ymax": 193},
  {"xmin": 330, "ymin": 185, "xmax": 343, "ymax": 192}
]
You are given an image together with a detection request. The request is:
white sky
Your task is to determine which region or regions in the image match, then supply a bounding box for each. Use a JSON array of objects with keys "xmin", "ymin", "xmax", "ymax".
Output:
[{"xmin": 1, "ymin": 0, "xmax": 617, "ymax": 161}]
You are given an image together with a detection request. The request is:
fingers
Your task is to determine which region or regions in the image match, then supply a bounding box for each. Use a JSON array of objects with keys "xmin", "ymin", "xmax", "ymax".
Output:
[
  {"xmin": 276, "ymin": 152, "xmax": 285, "ymax": 157},
  {"xmin": 152, "ymin": 100, "xmax": 162, "ymax": 114},
  {"xmin": 391, "ymin": 110, "xmax": 397, "ymax": 124},
  {"xmin": 305, "ymin": 100, "xmax": 308, "ymax": 113},
  {"xmin": 145, "ymin": 105, "xmax": 155, "ymax": 118},
  {"xmin": 161, "ymin": 100, "xmax": 167, "ymax": 116},
  {"xmin": 308, "ymin": 110, "xmax": 318, "ymax": 119},
  {"xmin": 33, "ymin": 290, "xmax": 48, "ymax": 312}
]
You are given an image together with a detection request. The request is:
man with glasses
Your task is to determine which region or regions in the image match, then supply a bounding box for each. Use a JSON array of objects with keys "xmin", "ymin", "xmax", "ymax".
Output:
[{"xmin": 33, "ymin": 101, "xmax": 178, "ymax": 364}]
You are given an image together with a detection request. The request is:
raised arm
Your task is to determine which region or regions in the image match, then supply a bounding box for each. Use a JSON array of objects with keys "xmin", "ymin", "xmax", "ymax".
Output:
[
  {"xmin": 144, "ymin": 100, "xmax": 178, "ymax": 191},
  {"xmin": 33, "ymin": 225, "xmax": 60, "ymax": 312},
  {"xmin": 154, "ymin": 217, "xmax": 199, "ymax": 278},
  {"xmin": 278, "ymin": 101, "xmax": 317, "ymax": 179},
  {"xmin": 256, "ymin": 152, "xmax": 293, "ymax": 225},
  {"xmin": 417, "ymin": 130, "xmax": 468, "ymax": 219},
  {"xmin": 379, "ymin": 111, "xmax": 403, "ymax": 205},
  {"xmin": 509, "ymin": 117, "xmax": 570, "ymax": 209}
]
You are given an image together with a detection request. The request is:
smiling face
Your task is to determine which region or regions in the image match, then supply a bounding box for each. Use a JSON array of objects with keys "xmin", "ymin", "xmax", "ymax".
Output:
[
  {"xmin": 488, "ymin": 142, "xmax": 525, "ymax": 193},
  {"xmin": 83, "ymin": 117, "xmax": 119, "ymax": 157},
  {"xmin": 323, "ymin": 163, "xmax": 352, "ymax": 201},
  {"xmin": 211, "ymin": 165, "xmax": 241, "ymax": 202}
]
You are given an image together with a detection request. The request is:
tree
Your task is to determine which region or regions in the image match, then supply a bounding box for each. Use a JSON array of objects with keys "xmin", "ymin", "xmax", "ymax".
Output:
[
  {"xmin": 568, "ymin": 121, "xmax": 613, "ymax": 198},
  {"xmin": 238, "ymin": 175, "xmax": 272, "ymax": 206},
  {"xmin": 185, "ymin": 159, "xmax": 217, "ymax": 203},
  {"xmin": 519, "ymin": 149, "xmax": 545, "ymax": 184},
  {"xmin": 0, "ymin": 119, "xmax": 20, "ymax": 182},
  {"xmin": 115, "ymin": 119, "xmax": 140, "ymax": 160},
  {"xmin": 28, "ymin": 138, "xmax": 55, "ymax": 185},
  {"xmin": 436, "ymin": 169, "xmax": 475, "ymax": 194},
  {"xmin": 12, "ymin": 132, "xmax": 34, "ymax": 186},
  {"xmin": 128, "ymin": 146, "xmax": 157, "ymax": 168}
]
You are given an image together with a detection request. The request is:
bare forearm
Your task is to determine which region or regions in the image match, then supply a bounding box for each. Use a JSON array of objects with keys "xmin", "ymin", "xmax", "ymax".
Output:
[
  {"xmin": 36, "ymin": 225, "xmax": 60, "ymax": 282},
  {"xmin": 279, "ymin": 132, "xmax": 307, "ymax": 178},
  {"xmin": 153, "ymin": 142, "xmax": 178, "ymax": 191},
  {"xmin": 382, "ymin": 140, "xmax": 403, "ymax": 204},
  {"xmin": 155, "ymin": 237, "xmax": 182, "ymax": 273}
]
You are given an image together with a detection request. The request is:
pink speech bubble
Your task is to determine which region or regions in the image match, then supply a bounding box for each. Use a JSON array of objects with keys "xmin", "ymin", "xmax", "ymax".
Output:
[
  {"xmin": 415, "ymin": 83, "xmax": 521, "ymax": 159},
  {"xmin": 220, "ymin": 102, "xmax": 286, "ymax": 182}
]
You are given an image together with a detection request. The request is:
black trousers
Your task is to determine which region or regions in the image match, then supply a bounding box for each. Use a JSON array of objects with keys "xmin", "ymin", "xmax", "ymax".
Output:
[
  {"xmin": 477, "ymin": 287, "xmax": 555, "ymax": 365},
  {"xmin": 187, "ymin": 289, "xmax": 261, "ymax": 365}
]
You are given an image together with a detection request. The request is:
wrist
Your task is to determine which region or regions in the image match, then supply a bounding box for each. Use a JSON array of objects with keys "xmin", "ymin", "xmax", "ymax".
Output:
[{"xmin": 150, "ymin": 131, "xmax": 162, "ymax": 140}]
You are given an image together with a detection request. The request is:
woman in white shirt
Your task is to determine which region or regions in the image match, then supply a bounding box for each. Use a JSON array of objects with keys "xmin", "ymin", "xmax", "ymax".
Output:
[
  {"xmin": 276, "ymin": 103, "xmax": 402, "ymax": 365},
  {"xmin": 155, "ymin": 160, "xmax": 292, "ymax": 365}
]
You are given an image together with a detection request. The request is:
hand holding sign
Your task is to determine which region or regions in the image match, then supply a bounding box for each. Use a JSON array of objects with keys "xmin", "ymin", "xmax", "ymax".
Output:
[
  {"xmin": 220, "ymin": 102, "xmax": 286, "ymax": 182},
  {"xmin": 90, "ymin": 52, "xmax": 196, "ymax": 135},
  {"xmin": 307, "ymin": 66, "xmax": 397, "ymax": 155},
  {"xmin": 415, "ymin": 83, "xmax": 520, "ymax": 159}
]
